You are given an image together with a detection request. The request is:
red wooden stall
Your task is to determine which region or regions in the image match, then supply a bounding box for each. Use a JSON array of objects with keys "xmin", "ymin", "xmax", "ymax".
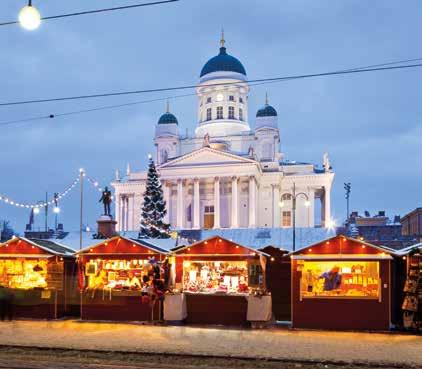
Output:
[
  {"xmin": 0, "ymin": 237, "xmax": 76, "ymax": 319},
  {"xmin": 172, "ymin": 236, "xmax": 270, "ymax": 326},
  {"xmin": 291, "ymin": 235, "xmax": 396, "ymax": 331},
  {"xmin": 76, "ymin": 236, "xmax": 168, "ymax": 322}
]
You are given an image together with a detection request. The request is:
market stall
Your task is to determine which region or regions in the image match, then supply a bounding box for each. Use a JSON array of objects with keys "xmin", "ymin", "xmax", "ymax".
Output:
[
  {"xmin": 0, "ymin": 236, "xmax": 76, "ymax": 319},
  {"xmin": 76, "ymin": 236, "xmax": 168, "ymax": 322},
  {"xmin": 169, "ymin": 236, "xmax": 272, "ymax": 326},
  {"xmin": 291, "ymin": 235, "xmax": 396, "ymax": 331}
]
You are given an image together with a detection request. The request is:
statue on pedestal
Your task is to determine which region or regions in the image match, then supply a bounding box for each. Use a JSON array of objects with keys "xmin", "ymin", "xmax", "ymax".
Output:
[{"xmin": 99, "ymin": 186, "xmax": 112, "ymax": 217}]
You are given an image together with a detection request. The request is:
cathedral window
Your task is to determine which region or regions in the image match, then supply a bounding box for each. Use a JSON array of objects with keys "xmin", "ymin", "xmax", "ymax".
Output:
[
  {"xmin": 239, "ymin": 97, "xmax": 244, "ymax": 103},
  {"xmin": 206, "ymin": 97, "xmax": 212, "ymax": 104},
  {"xmin": 206, "ymin": 108, "xmax": 212, "ymax": 121},
  {"xmin": 282, "ymin": 194, "xmax": 292, "ymax": 201},
  {"xmin": 239, "ymin": 108, "xmax": 243, "ymax": 121},
  {"xmin": 282, "ymin": 211, "xmax": 292, "ymax": 227},
  {"xmin": 229, "ymin": 95, "xmax": 235, "ymax": 101},
  {"xmin": 216, "ymin": 106, "xmax": 223, "ymax": 119},
  {"xmin": 228, "ymin": 106, "xmax": 235, "ymax": 119}
]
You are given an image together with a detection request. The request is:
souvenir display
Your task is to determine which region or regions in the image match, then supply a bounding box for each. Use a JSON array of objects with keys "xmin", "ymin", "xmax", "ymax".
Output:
[
  {"xmin": 299, "ymin": 261, "xmax": 380, "ymax": 299},
  {"xmin": 0, "ymin": 259, "xmax": 48, "ymax": 290},
  {"xmin": 402, "ymin": 252, "xmax": 422, "ymax": 331}
]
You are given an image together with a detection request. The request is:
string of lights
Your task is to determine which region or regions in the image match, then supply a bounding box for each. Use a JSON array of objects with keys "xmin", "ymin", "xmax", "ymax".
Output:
[
  {"xmin": 1, "ymin": 61, "xmax": 422, "ymax": 108},
  {"xmin": 0, "ymin": 170, "xmax": 106, "ymax": 210},
  {"xmin": 3, "ymin": 0, "xmax": 179, "ymax": 30}
]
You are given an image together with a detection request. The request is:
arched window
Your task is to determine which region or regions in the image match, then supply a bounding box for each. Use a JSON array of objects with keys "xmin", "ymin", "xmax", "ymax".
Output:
[
  {"xmin": 206, "ymin": 108, "xmax": 212, "ymax": 121},
  {"xmin": 261, "ymin": 142, "xmax": 273, "ymax": 160},
  {"xmin": 216, "ymin": 106, "xmax": 223, "ymax": 119},
  {"xmin": 206, "ymin": 97, "xmax": 212, "ymax": 104},
  {"xmin": 161, "ymin": 149, "xmax": 168, "ymax": 163},
  {"xmin": 282, "ymin": 193, "xmax": 292, "ymax": 201},
  {"xmin": 228, "ymin": 106, "xmax": 235, "ymax": 119}
]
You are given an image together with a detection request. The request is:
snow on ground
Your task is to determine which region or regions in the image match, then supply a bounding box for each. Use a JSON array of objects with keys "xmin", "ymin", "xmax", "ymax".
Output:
[{"xmin": 0, "ymin": 321, "xmax": 420, "ymax": 366}]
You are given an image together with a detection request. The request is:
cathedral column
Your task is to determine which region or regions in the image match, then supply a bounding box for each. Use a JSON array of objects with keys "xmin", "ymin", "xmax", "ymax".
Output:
[
  {"xmin": 231, "ymin": 176, "xmax": 239, "ymax": 228},
  {"xmin": 115, "ymin": 193, "xmax": 121, "ymax": 231},
  {"xmin": 193, "ymin": 178, "xmax": 200, "ymax": 229},
  {"xmin": 272, "ymin": 184, "xmax": 280, "ymax": 227},
  {"xmin": 248, "ymin": 176, "xmax": 257, "ymax": 228},
  {"xmin": 324, "ymin": 185, "xmax": 331, "ymax": 228},
  {"xmin": 214, "ymin": 177, "xmax": 221, "ymax": 229},
  {"xmin": 177, "ymin": 179, "xmax": 184, "ymax": 229},
  {"xmin": 163, "ymin": 181, "xmax": 170, "ymax": 224}
]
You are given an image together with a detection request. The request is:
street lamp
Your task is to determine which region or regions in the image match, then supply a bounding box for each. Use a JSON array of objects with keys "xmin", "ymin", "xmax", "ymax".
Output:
[
  {"xmin": 33, "ymin": 207, "xmax": 40, "ymax": 215},
  {"xmin": 279, "ymin": 183, "xmax": 310, "ymax": 252},
  {"xmin": 19, "ymin": 0, "xmax": 41, "ymax": 31}
]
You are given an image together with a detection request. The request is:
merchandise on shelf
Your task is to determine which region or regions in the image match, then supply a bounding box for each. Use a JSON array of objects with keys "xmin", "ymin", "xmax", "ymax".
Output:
[
  {"xmin": 299, "ymin": 260, "xmax": 380, "ymax": 299},
  {"xmin": 0, "ymin": 259, "xmax": 48, "ymax": 290}
]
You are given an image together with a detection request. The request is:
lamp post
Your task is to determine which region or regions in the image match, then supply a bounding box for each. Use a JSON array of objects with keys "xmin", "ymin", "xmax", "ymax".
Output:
[
  {"xmin": 279, "ymin": 183, "xmax": 310, "ymax": 252},
  {"xmin": 344, "ymin": 182, "xmax": 351, "ymax": 224}
]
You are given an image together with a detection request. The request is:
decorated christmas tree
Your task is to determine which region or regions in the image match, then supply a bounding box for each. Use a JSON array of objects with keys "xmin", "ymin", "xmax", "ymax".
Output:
[{"xmin": 139, "ymin": 156, "xmax": 170, "ymax": 238}]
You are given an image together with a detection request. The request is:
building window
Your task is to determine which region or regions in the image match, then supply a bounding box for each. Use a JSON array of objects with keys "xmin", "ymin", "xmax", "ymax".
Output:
[
  {"xmin": 216, "ymin": 106, "xmax": 223, "ymax": 120},
  {"xmin": 160, "ymin": 149, "xmax": 168, "ymax": 163},
  {"xmin": 282, "ymin": 194, "xmax": 292, "ymax": 201},
  {"xmin": 239, "ymin": 108, "xmax": 243, "ymax": 121},
  {"xmin": 206, "ymin": 108, "xmax": 212, "ymax": 121},
  {"xmin": 187, "ymin": 204, "xmax": 192, "ymax": 222},
  {"xmin": 300, "ymin": 261, "xmax": 380, "ymax": 299},
  {"xmin": 228, "ymin": 106, "xmax": 235, "ymax": 119},
  {"xmin": 282, "ymin": 211, "xmax": 292, "ymax": 227},
  {"xmin": 204, "ymin": 205, "xmax": 214, "ymax": 213},
  {"xmin": 229, "ymin": 95, "xmax": 235, "ymax": 101},
  {"xmin": 239, "ymin": 97, "xmax": 243, "ymax": 103},
  {"xmin": 206, "ymin": 97, "xmax": 212, "ymax": 104}
]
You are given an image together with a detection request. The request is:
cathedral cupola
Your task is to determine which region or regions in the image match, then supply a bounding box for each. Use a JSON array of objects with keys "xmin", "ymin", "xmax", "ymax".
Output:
[
  {"xmin": 195, "ymin": 31, "xmax": 250, "ymax": 138},
  {"xmin": 255, "ymin": 93, "xmax": 278, "ymax": 131},
  {"xmin": 154, "ymin": 101, "xmax": 180, "ymax": 164}
]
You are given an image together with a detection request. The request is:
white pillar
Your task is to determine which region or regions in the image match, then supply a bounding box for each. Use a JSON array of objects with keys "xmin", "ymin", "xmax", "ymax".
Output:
[
  {"xmin": 193, "ymin": 178, "xmax": 200, "ymax": 229},
  {"xmin": 127, "ymin": 195, "xmax": 133, "ymax": 230},
  {"xmin": 177, "ymin": 179, "xmax": 184, "ymax": 229},
  {"xmin": 214, "ymin": 176, "xmax": 221, "ymax": 229},
  {"xmin": 308, "ymin": 188, "xmax": 315, "ymax": 227},
  {"xmin": 273, "ymin": 185, "xmax": 280, "ymax": 228},
  {"xmin": 324, "ymin": 185, "xmax": 331, "ymax": 228},
  {"xmin": 248, "ymin": 176, "xmax": 256, "ymax": 228},
  {"xmin": 231, "ymin": 176, "xmax": 239, "ymax": 228},
  {"xmin": 115, "ymin": 193, "xmax": 121, "ymax": 231},
  {"xmin": 125, "ymin": 196, "xmax": 129, "ymax": 231},
  {"xmin": 163, "ymin": 181, "xmax": 170, "ymax": 224}
]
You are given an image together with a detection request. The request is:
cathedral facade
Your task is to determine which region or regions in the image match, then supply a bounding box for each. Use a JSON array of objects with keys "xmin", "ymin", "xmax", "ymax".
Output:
[{"xmin": 112, "ymin": 37, "xmax": 334, "ymax": 232}]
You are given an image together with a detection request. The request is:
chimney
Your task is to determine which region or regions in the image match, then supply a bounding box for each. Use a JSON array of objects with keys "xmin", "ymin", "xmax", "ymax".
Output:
[{"xmin": 378, "ymin": 211, "xmax": 385, "ymax": 217}]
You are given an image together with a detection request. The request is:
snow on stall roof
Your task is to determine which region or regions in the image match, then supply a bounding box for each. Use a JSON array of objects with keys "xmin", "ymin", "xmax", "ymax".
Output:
[
  {"xmin": 119, "ymin": 231, "xmax": 177, "ymax": 252},
  {"xmin": 197, "ymin": 227, "xmax": 335, "ymax": 251}
]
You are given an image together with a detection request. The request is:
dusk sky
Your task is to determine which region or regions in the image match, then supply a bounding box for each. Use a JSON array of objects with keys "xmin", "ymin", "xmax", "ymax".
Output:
[{"xmin": 1, "ymin": 0, "xmax": 421, "ymax": 233}]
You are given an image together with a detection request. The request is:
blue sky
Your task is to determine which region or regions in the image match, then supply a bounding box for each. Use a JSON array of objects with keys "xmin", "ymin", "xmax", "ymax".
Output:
[{"xmin": 1, "ymin": 0, "xmax": 421, "ymax": 233}]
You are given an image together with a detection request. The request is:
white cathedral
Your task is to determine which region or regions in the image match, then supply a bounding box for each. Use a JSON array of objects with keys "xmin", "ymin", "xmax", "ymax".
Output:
[{"xmin": 112, "ymin": 36, "xmax": 335, "ymax": 232}]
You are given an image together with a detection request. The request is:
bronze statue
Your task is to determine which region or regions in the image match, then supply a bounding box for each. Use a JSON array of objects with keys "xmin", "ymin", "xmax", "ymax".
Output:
[{"xmin": 99, "ymin": 186, "xmax": 112, "ymax": 216}]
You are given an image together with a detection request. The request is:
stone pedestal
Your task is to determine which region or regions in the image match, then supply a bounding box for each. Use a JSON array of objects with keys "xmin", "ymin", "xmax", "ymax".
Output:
[{"xmin": 97, "ymin": 215, "xmax": 117, "ymax": 238}]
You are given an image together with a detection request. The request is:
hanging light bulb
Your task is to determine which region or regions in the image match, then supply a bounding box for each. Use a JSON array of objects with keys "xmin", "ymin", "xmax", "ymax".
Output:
[
  {"xmin": 53, "ymin": 206, "xmax": 60, "ymax": 214},
  {"xmin": 33, "ymin": 207, "xmax": 40, "ymax": 214},
  {"xmin": 19, "ymin": 0, "xmax": 41, "ymax": 31}
]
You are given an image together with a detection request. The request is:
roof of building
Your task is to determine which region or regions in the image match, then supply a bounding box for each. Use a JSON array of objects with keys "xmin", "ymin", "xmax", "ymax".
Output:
[
  {"xmin": 27, "ymin": 238, "xmax": 76, "ymax": 256},
  {"xmin": 256, "ymin": 104, "xmax": 277, "ymax": 118},
  {"xmin": 181, "ymin": 227, "xmax": 335, "ymax": 252},
  {"xmin": 200, "ymin": 46, "xmax": 246, "ymax": 78},
  {"xmin": 158, "ymin": 112, "xmax": 178, "ymax": 125}
]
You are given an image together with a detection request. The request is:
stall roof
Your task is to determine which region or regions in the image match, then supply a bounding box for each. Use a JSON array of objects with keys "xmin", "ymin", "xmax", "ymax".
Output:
[
  {"xmin": 76, "ymin": 236, "xmax": 169, "ymax": 255},
  {"xmin": 197, "ymin": 228, "xmax": 335, "ymax": 252},
  {"xmin": 396, "ymin": 242, "xmax": 422, "ymax": 255},
  {"xmin": 290, "ymin": 235, "xmax": 397, "ymax": 260},
  {"xmin": 1, "ymin": 237, "xmax": 75, "ymax": 257},
  {"xmin": 172, "ymin": 236, "xmax": 270, "ymax": 257},
  {"xmin": 119, "ymin": 231, "xmax": 177, "ymax": 251}
]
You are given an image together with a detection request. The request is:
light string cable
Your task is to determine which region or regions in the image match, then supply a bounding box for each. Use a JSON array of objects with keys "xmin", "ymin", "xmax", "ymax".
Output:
[
  {"xmin": 0, "ymin": 175, "xmax": 80, "ymax": 209},
  {"xmin": 2, "ymin": 56, "xmax": 422, "ymax": 128},
  {"xmin": 0, "ymin": 0, "xmax": 179, "ymax": 27}
]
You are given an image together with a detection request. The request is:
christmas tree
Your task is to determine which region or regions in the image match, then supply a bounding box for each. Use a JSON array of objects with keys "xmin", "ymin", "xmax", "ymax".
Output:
[{"xmin": 139, "ymin": 156, "xmax": 170, "ymax": 238}]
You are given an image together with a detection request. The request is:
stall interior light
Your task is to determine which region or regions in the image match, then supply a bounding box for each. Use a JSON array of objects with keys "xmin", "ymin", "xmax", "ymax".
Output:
[
  {"xmin": 402, "ymin": 256, "xmax": 406, "ymax": 260},
  {"xmin": 270, "ymin": 257, "xmax": 275, "ymax": 261},
  {"xmin": 308, "ymin": 248, "xmax": 312, "ymax": 252},
  {"xmin": 204, "ymin": 241, "xmax": 208, "ymax": 244},
  {"xmin": 187, "ymin": 248, "xmax": 191, "ymax": 251},
  {"xmin": 361, "ymin": 245, "xmax": 366, "ymax": 249},
  {"xmin": 325, "ymin": 241, "xmax": 330, "ymax": 245},
  {"xmin": 104, "ymin": 242, "xmax": 108, "ymax": 246},
  {"xmin": 89, "ymin": 248, "xmax": 93, "ymax": 252},
  {"xmin": 218, "ymin": 239, "xmax": 222, "ymax": 243},
  {"xmin": 235, "ymin": 245, "xmax": 239, "ymax": 249}
]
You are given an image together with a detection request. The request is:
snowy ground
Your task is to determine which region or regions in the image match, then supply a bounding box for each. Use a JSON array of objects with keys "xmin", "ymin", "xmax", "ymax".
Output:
[{"xmin": 0, "ymin": 321, "xmax": 420, "ymax": 367}]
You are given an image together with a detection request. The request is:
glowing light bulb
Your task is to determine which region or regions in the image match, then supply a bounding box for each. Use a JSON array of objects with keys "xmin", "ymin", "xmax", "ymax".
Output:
[
  {"xmin": 304, "ymin": 200, "xmax": 311, "ymax": 207},
  {"xmin": 278, "ymin": 201, "xmax": 285, "ymax": 208},
  {"xmin": 326, "ymin": 218, "xmax": 336, "ymax": 230},
  {"xmin": 216, "ymin": 93, "xmax": 224, "ymax": 102},
  {"xmin": 53, "ymin": 206, "xmax": 60, "ymax": 214},
  {"xmin": 18, "ymin": 2, "xmax": 41, "ymax": 31},
  {"xmin": 33, "ymin": 207, "xmax": 40, "ymax": 214}
]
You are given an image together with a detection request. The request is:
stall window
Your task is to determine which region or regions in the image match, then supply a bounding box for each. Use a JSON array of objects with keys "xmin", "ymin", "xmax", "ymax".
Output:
[
  {"xmin": 282, "ymin": 211, "xmax": 292, "ymax": 227},
  {"xmin": 299, "ymin": 260, "xmax": 380, "ymax": 299},
  {"xmin": 183, "ymin": 260, "xmax": 249, "ymax": 294},
  {"xmin": 248, "ymin": 263, "xmax": 263, "ymax": 286},
  {"xmin": 0, "ymin": 259, "xmax": 48, "ymax": 289}
]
